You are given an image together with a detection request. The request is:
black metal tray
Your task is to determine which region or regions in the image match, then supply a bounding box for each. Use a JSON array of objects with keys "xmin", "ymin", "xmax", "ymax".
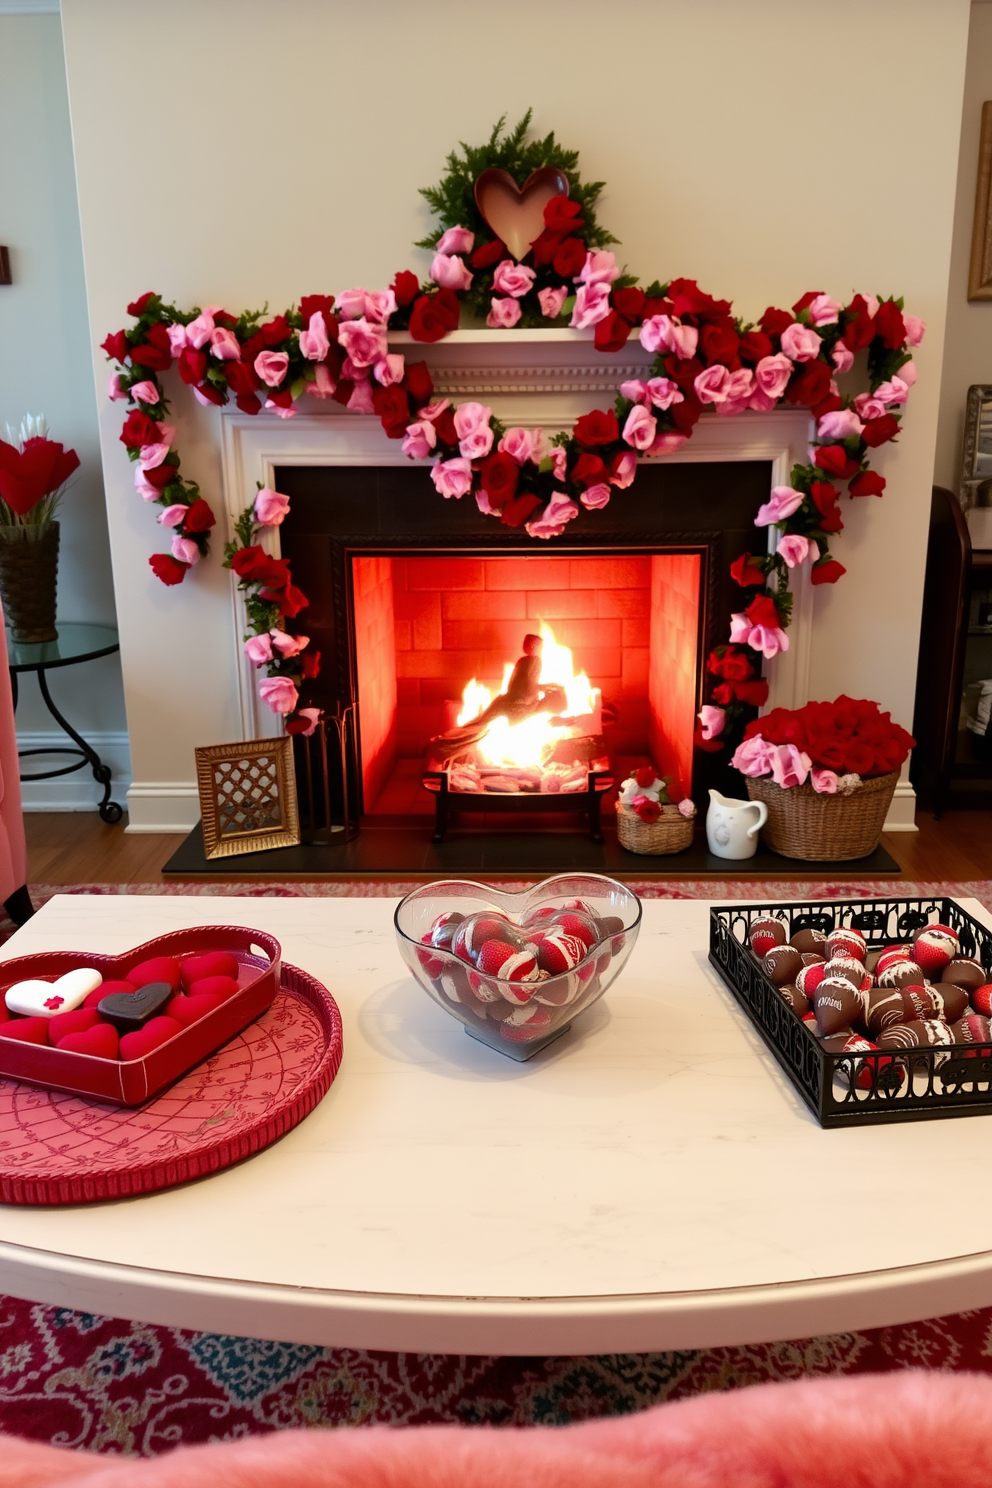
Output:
[{"xmin": 709, "ymin": 896, "xmax": 992, "ymax": 1127}]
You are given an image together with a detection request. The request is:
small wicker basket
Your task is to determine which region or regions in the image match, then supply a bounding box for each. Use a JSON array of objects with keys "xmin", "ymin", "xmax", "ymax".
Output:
[
  {"xmin": 615, "ymin": 800, "xmax": 694, "ymax": 855},
  {"xmin": 745, "ymin": 770, "xmax": 898, "ymax": 861}
]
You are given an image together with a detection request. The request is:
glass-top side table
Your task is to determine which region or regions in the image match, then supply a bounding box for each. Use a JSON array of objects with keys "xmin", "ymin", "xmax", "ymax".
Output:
[{"xmin": 5, "ymin": 622, "xmax": 123, "ymax": 824}]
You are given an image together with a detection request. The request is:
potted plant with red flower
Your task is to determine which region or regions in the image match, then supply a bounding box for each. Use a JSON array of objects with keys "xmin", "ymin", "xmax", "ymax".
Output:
[
  {"xmin": 0, "ymin": 415, "xmax": 80, "ymax": 642},
  {"xmin": 615, "ymin": 765, "xmax": 696, "ymax": 855},
  {"xmin": 731, "ymin": 696, "xmax": 914, "ymax": 860}
]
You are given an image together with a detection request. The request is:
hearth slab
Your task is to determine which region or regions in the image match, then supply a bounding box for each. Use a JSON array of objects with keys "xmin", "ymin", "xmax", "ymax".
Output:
[{"xmin": 162, "ymin": 822, "xmax": 901, "ymax": 879}]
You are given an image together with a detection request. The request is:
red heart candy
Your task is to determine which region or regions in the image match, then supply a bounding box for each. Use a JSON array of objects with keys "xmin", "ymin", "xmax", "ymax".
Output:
[
  {"xmin": 1, "ymin": 1017, "xmax": 49, "ymax": 1045},
  {"xmin": 83, "ymin": 979, "xmax": 137, "ymax": 1009},
  {"xmin": 128, "ymin": 956, "xmax": 182, "ymax": 992},
  {"xmin": 119, "ymin": 1015, "xmax": 183, "ymax": 1061},
  {"xmin": 165, "ymin": 992, "xmax": 222, "ymax": 1027},
  {"xmin": 50, "ymin": 1007, "xmax": 100, "ymax": 1044},
  {"xmin": 188, "ymin": 975, "xmax": 240, "ymax": 1003},
  {"xmin": 181, "ymin": 952, "xmax": 240, "ymax": 991},
  {"xmin": 58, "ymin": 1023, "xmax": 120, "ymax": 1059}
]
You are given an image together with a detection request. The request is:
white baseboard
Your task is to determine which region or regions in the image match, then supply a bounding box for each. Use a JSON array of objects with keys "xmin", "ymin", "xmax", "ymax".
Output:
[
  {"xmin": 16, "ymin": 731, "xmax": 132, "ymax": 812},
  {"xmin": 883, "ymin": 779, "xmax": 919, "ymax": 832},
  {"xmin": 124, "ymin": 783, "xmax": 200, "ymax": 834}
]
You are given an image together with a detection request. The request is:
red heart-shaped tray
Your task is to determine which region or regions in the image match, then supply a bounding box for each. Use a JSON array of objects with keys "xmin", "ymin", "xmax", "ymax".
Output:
[{"xmin": 0, "ymin": 926, "xmax": 282, "ymax": 1106}]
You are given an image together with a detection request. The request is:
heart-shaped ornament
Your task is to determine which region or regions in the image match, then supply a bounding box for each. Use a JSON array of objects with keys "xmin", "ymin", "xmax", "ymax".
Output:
[
  {"xmin": 98, "ymin": 981, "xmax": 175, "ymax": 1033},
  {"xmin": 5, "ymin": 968, "xmax": 102, "ymax": 1019},
  {"xmin": 474, "ymin": 166, "xmax": 569, "ymax": 262}
]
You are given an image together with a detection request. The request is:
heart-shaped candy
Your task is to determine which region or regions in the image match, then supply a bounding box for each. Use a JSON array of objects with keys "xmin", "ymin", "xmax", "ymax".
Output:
[
  {"xmin": 5, "ymin": 967, "xmax": 102, "ymax": 1018},
  {"xmin": 98, "ymin": 981, "xmax": 174, "ymax": 1033},
  {"xmin": 119, "ymin": 1015, "xmax": 183, "ymax": 1061},
  {"xmin": 474, "ymin": 166, "xmax": 569, "ymax": 262},
  {"xmin": 1, "ymin": 1016, "xmax": 49, "ymax": 1044},
  {"xmin": 50, "ymin": 1007, "xmax": 100, "ymax": 1045},
  {"xmin": 58, "ymin": 1023, "xmax": 120, "ymax": 1059},
  {"xmin": 128, "ymin": 956, "xmax": 182, "ymax": 992},
  {"xmin": 181, "ymin": 952, "xmax": 239, "ymax": 991},
  {"xmin": 84, "ymin": 979, "xmax": 137, "ymax": 1009},
  {"xmin": 166, "ymin": 992, "xmax": 223, "ymax": 1027},
  {"xmin": 187, "ymin": 974, "xmax": 240, "ymax": 1002}
]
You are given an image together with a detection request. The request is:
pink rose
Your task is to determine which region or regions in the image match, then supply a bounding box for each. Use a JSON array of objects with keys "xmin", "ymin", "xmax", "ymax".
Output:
[
  {"xmin": 431, "ymin": 457, "xmax": 473, "ymax": 499},
  {"xmin": 580, "ymin": 482, "xmax": 611, "ymax": 509},
  {"xmin": 863, "ymin": 294, "xmax": 880, "ymax": 318},
  {"xmin": 244, "ymin": 633, "xmax": 274, "ymax": 665},
  {"xmin": 294, "ymin": 708, "xmax": 321, "ymax": 737},
  {"xmin": 755, "ymin": 353, "xmax": 794, "ymax": 400},
  {"xmin": 453, "ymin": 402, "xmax": 494, "ymax": 459},
  {"xmin": 538, "ymin": 286, "xmax": 568, "ymax": 319},
  {"xmin": 619, "ymin": 380, "xmax": 652, "ymax": 406},
  {"xmin": 493, "ymin": 260, "xmax": 536, "ymax": 298},
  {"xmin": 770, "ymin": 742, "xmax": 811, "ymax": 789},
  {"xmin": 903, "ymin": 315, "xmax": 925, "ymax": 347},
  {"xmin": 420, "ymin": 399, "xmax": 451, "ymax": 424},
  {"xmin": 622, "ymin": 404, "xmax": 657, "ymax": 450},
  {"xmin": 831, "ymin": 342, "xmax": 855, "ymax": 375},
  {"xmin": 430, "ymin": 253, "xmax": 473, "ymax": 292},
  {"xmin": 337, "ymin": 317, "xmax": 387, "ymax": 369},
  {"xmin": 185, "ymin": 312, "xmax": 215, "ymax": 349},
  {"xmin": 525, "ymin": 491, "xmax": 580, "ymax": 540},
  {"xmin": 345, "ymin": 379, "xmax": 375, "ymax": 415},
  {"xmin": 167, "ymin": 323, "xmax": 189, "ymax": 356},
  {"xmin": 576, "ymin": 250, "xmax": 619, "ymax": 286},
  {"xmin": 138, "ymin": 441, "xmax": 171, "ymax": 471},
  {"xmin": 135, "ymin": 468, "xmax": 163, "ymax": 501},
  {"xmin": 108, "ymin": 373, "xmax": 128, "ymax": 401},
  {"xmin": 755, "ymin": 485, "xmax": 804, "ymax": 525},
  {"xmin": 808, "ymin": 294, "xmax": 840, "ymax": 327},
  {"xmin": 129, "ymin": 379, "xmax": 160, "ymax": 405},
  {"xmin": 499, "ymin": 427, "xmax": 536, "ymax": 465},
  {"xmin": 777, "ymin": 534, "xmax": 816, "ymax": 568},
  {"xmin": 171, "ymin": 535, "xmax": 200, "ymax": 565},
  {"xmin": 646, "ymin": 431, "xmax": 687, "ymax": 456},
  {"xmin": 811, "ymin": 767, "xmax": 840, "ymax": 795},
  {"xmin": 647, "ymin": 377, "xmax": 683, "ymax": 411},
  {"xmin": 487, "ymin": 296, "xmax": 522, "ymax": 329},
  {"xmin": 694, "ymin": 364, "xmax": 733, "ymax": 405},
  {"xmin": 748, "ymin": 388, "xmax": 777, "ymax": 413},
  {"xmin": 254, "ymin": 350, "xmax": 290, "ymax": 387},
  {"xmin": 299, "ymin": 311, "xmax": 330, "ymax": 362},
  {"xmin": 780, "ymin": 323, "xmax": 822, "ymax": 362},
  {"xmin": 570, "ymin": 282, "xmax": 611, "ymax": 329},
  {"xmin": 550, "ymin": 448, "xmax": 567, "ymax": 482},
  {"xmin": 873, "ymin": 375, "xmax": 910, "ymax": 406},
  {"xmin": 264, "ymin": 400, "xmax": 297, "ymax": 419},
  {"xmin": 254, "ymin": 487, "xmax": 290, "ymax": 525},
  {"xmin": 437, "ymin": 226, "xmax": 475, "ymax": 255},
  {"xmin": 210, "ymin": 327, "xmax": 241, "ymax": 361},
  {"xmin": 156, "ymin": 504, "xmax": 187, "ymax": 527},
  {"xmin": 270, "ymin": 629, "xmax": 309, "ymax": 658},
  {"xmin": 402, "ymin": 421, "xmax": 437, "ymax": 459},
  {"xmin": 306, "ymin": 364, "xmax": 336, "ymax": 398},
  {"xmin": 677, "ymin": 798, "xmax": 695, "ymax": 818},
  {"xmin": 610, "ymin": 451, "xmax": 637, "ymax": 487},
  {"xmin": 373, "ymin": 354, "xmax": 405, "ymax": 387},
  {"xmin": 476, "ymin": 488, "xmax": 500, "ymax": 517},
  {"xmin": 258, "ymin": 676, "xmax": 299, "ymax": 715},
  {"xmin": 817, "ymin": 408, "xmax": 864, "ymax": 440},
  {"xmin": 639, "ymin": 315, "xmax": 675, "ymax": 355},
  {"xmin": 336, "ymin": 288, "xmax": 367, "ymax": 321},
  {"xmin": 731, "ymin": 735, "xmax": 776, "ymax": 778},
  {"xmin": 747, "ymin": 623, "xmax": 790, "ymax": 660},
  {"xmin": 899, "ymin": 361, "xmax": 918, "ymax": 387},
  {"xmin": 854, "ymin": 393, "xmax": 887, "ymax": 420},
  {"xmin": 367, "ymin": 289, "xmax": 397, "ymax": 324},
  {"xmin": 698, "ymin": 705, "xmax": 725, "ymax": 740},
  {"xmin": 669, "ymin": 322, "xmax": 699, "ymax": 359}
]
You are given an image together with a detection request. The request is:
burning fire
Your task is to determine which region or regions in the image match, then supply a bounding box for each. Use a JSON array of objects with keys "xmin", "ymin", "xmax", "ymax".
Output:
[{"xmin": 456, "ymin": 622, "xmax": 600, "ymax": 769}]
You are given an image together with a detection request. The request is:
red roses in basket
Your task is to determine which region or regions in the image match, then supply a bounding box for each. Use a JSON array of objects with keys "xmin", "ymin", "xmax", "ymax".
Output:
[{"xmin": 732, "ymin": 696, "xmax": 914, "ymax": 794}]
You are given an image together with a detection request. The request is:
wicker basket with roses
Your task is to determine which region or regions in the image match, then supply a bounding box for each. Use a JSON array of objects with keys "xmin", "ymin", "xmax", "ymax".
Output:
[
  {"xmin": 615, "ymin": 767, "xmax": 697, "ymax": 856},
  {"xmin": 730, "ymin": 696, "xmax": 915, "ymax": 861}
]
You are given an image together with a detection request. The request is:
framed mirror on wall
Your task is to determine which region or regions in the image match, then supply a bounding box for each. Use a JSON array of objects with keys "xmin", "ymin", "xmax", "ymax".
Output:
[
  {"xmin": 962, "ymin": 385, "xmax": 992, "ymax": 549},
  {"xmin": 969, "ymin": 100, "xmax": 992, "ymax": 300}
]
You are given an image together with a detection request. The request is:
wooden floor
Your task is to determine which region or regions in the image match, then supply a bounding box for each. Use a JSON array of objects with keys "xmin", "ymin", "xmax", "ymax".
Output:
[{"xmin": 21, "ymin": 808, "xmax": 992, "ymax": 885}]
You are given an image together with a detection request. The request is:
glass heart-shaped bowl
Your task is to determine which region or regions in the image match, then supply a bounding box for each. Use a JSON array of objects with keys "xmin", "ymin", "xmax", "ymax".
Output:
[{"xmin": 394, "ymin": 874, "xmax": 642, "ymax": 1060}]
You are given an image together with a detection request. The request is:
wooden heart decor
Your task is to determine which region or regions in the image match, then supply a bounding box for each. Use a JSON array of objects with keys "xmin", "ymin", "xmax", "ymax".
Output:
[{"xmin": 474, "ymin": 166, "xmax": 569, "ymax": 262}]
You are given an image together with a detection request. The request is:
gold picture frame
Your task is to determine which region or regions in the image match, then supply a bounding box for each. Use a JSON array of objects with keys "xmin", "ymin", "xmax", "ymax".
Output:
[
  {"xmin": 969, "ymin": 101, "xmax": 992, "ymax": 300},
  {"xmin": 195, "ymin": 736, "xmax": 300, "ymax": 859}
]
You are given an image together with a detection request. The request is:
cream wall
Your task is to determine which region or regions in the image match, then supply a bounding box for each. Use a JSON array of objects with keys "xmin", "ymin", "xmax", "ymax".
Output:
[
  {"xmin": 59, "ymin": 0, "xmax": 971, "ymax": 829},
  {"xmin": 935, "ymin": 1, "xmax": 992, "ymax": 494},
  {"xmin": 0, "ymin": 12, "xmax": 129, "ymax": 807}
]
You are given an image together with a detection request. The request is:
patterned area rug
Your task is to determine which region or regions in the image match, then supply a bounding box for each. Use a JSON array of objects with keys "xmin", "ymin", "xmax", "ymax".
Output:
[{"xmin": 0, "ymin": 877, "xmax": 990, "ymax": 1456}]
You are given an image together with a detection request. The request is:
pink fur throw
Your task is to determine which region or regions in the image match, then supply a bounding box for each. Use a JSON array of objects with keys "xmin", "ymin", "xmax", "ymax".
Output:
[{"xmin": 2, "ymin": 1370, "xmax": 992, "ymax": 1488}]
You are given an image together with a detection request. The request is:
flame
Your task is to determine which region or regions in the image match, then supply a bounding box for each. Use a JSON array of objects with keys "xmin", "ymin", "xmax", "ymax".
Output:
[{"xmin": 455, "ymin": 623, "xmax": 599, "ymax": 770}]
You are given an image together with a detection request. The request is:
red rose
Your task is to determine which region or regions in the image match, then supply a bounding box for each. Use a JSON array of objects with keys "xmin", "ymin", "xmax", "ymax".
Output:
[
  {"xmin": 142, "ymin": 463, "xmax": 176, "ymax": 492},
  {"xmin": 730, "ymin": 553, "xmax": 766, "ymax": 588},
  {"xmin": 149, "ymin": 552, "xmax": 188, "ymax": 586},
  {"xmin": 636, "ymin": 799, "xmax": 661, "ymax": 824},
  {"xmin": 862, "ymin": 414, "xmax": 900, "ymax": 448},
  {"xmin": 230, "ymin": 546, "xmax": 288, "ymax": 586},
  {"xmin": 499, "ymin": 493, "xmax": 541, "ymax": 528},
  {"xmin": 213, "ymin": 311, "xmax": 237, "ymax": 330},
  {"xmin": 810, "ymin": 481, "xmax": 839, "ymax": 515},
  {"xmin": 814, "ymin": 445, "xmax": 860, "ymax": 479},
  {"xmin": 845, "ymin": 741, "xmax": 877, "ymax": 776},
  {"xmin": 848, "ymin": 470, "xmax": 886, "ymax": 498},
  {"xmin": 120, "ymin": 410, "xmax": 160, "ymax": 448},
  {"xmin": 613, "ymin": 287, "xmax": 645, "ymax": 323},
  {"xmin": 236, "ymin": 393, "xmax": 262, "ymax": 415},
  {"xmin": 552, "ymin": 237, "xmax": 587, "ymax": 278},
  {"xmin": 735, "ymin": 679, "xmax": 769, "ymax": 707},
  {"xmin": 711, "ymin": 682, "xmax": 734, "ymax": 706},
  {"xmin": 299, "ymin": 294, "xmax": 337, "ymax": 334},
  {"xmin": 331, "ymin": 379, "xmax": 353, "ymax": 407},
  {"xmin": 183, "ymin": 498, "xmax": 216, "ymax": 533},
  {"xmin": 544, "ymin": 196, "xmax": 582, "ymax": 233},
  {"xmin": 739, "ymin": 330, "xmax": 773, "ymax": 363},
  {"xmin": 129, "ymin": 322, "xmax": 173, "ymax": 371},
  {"xmin": 642, "ymin": 296, "xmax": 673, "ymax": 320},
  {"xmin": 195, "ymin": 382, "xmax": 227, "ymax": 407},
  {"xmin": 635, "ymin": 766, "xmax": 656, "ymax": 788},
  {"xmin": 785, "ymin": 360, "xmax": 831, "ymax": 408},
  {"xmin": 693, "ymin": 728, "xmax": 725, "ymax": 754},
  {"xmin": 666, "ymin": 356, "xmax": 704, "ymax": 394},
  {"xmin": 573, "ymin": 409, "xmax": 619, "ymax": 447},
  {"xmin": 433, "ymin": 407, "xmax": 458, "ymax": 447},
  {"xmin": 700, "ymin": 321, "xmax": 740, "ymax": 364},
  {"xmin": 409, "ymin": 292, "xmax": 458, "ymax": 344},
  {"xmin": 178, "ymin": 347, "xmax": 208, "ymax": 385},
  {"xmin": 791, "ymin": 291, "xmax": 823, "ymax": 315},
  {"xmin": 390, "ymin": 272, "xmax": 419, "ymax": 308},
  {"xmin": 479, "ymin": 451, "xmax": 519, "ymax": 508},
  {"xmin": 594, "ymin": 310, "xmax": 632, "ymax": 354},
  {"xmin": 530, "ymin": 228, "xmax": 564, "ymax": 267},
  {"xmin": 873, "ymin": 300, "xmax": 906, "ymax": 350},
  {"xmin": 302, "ymin": 649, "xmax": 321, "ymax": 679},
  {"xmin": 224, "ymin": 359, "xmax": 261, "ymax": 395},
  {"xmin": 101, "ymin": 330, "xmax": 130, "ymax": 362},
  {"xmin": 668, "ymin": 278, "xmax": 731, "ymax": 319},
  {"xmin": 670, "ymin": 394, "xmax": 703, "ymax": 434},
  {"xmin": 842, "ymin": 295, "xmax": 875, "ymax": 351},
  {"xmin": 261, "ymin": 315, "xmax": 291, "ymax": 347},
  {"xmin": 708, "ymin": 646, "xmax": 753, "ymax": 682},
  {"xmin": 811, "ymin": 559, "xmax": 847, "ymax": 585},
  {"xmin": 268, "ymin": 582, "xmax": 308, "ymax": 618},
  {"xmin": 571, "ymin": 453, "xmax": 609, "ymax": 488},
  {"xmin": 818, "ymin": 506, "xmax": 845, "ymax": 533},
  {"xmin": 127, "ymin": 292, "xmax": 157, "ymax": 317},
  {"xmin": 746, "ymin": 594, "xmax": 782, "ymax": 629},
  {"xmin": 285, "ymin": 714, "xmax": 313, "ymax": 736},
  {"xmin": 372, "ymin": 384, "xmax": 411, "ymax": 439},
  {"xmin": 471, "ymin": 238, "xmax": 506, "ymax": 269},
  {"xmin": 811, "ymin": 393, "xmax": 842, "ymax": 420},
  {"xmin": 758, "ymin": 307, "xmax": 793, "ymax": 339},
  {"xmin": 403, "ymin": 360, "xmax": 433, "ymax": 407}
]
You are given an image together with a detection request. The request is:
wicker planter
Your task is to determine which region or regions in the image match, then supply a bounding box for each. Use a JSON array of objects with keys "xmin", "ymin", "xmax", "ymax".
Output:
[
  {"xmin": 0, "ymin": 523, "xmax": 59, "ymax": 643},
  {"xmin": 615, "ymin": 800, "xmax": 694, "ymax": 855},
  {"xmin": 745, "ymin": 770, "xmax": 899, "ymax": 861}
]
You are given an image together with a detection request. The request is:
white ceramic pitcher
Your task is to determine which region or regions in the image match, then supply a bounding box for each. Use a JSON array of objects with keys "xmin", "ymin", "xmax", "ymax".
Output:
[{"xmin": 706, "ymin": 789, "xmax": 768, "ymax": 859}]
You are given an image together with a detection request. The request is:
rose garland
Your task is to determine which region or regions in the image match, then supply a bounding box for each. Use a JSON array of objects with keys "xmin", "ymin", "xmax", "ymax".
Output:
[{"xmin": 101, "ymin": 114, "xmax": 923, "ymax": 754}]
